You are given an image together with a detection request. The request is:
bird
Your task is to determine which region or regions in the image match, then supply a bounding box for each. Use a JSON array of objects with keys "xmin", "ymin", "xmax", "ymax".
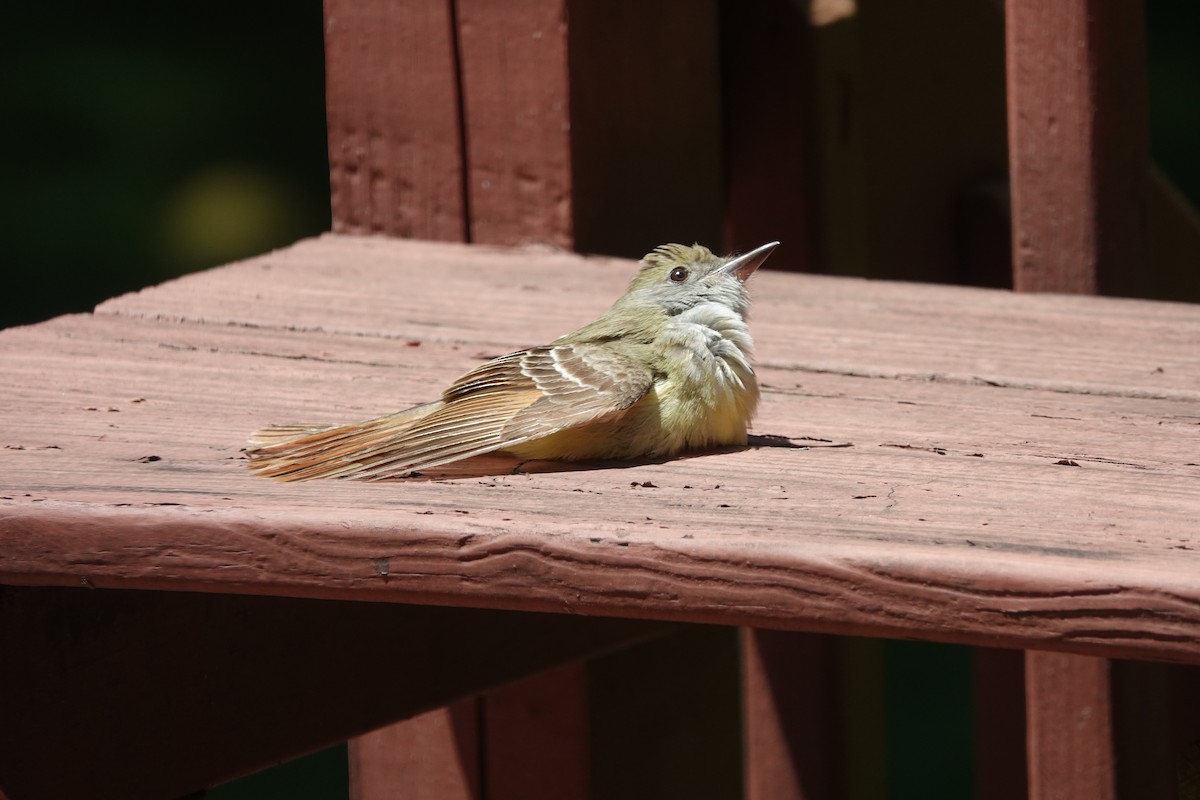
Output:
[{"xmin": 246, "ymin": 240, "xmax": 778, "ymax": 481}]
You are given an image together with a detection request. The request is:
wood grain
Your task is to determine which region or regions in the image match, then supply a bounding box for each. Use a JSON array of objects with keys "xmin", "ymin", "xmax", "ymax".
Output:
[{"xmin": 2, "ymin": 235, "xmax": 1199, "ymax": 664}]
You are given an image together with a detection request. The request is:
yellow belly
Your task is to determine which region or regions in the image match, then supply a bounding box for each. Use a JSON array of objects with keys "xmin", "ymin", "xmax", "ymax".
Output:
[{"xmin": 509, "ymin": 372, "xmax": 759, "ymax": 462}]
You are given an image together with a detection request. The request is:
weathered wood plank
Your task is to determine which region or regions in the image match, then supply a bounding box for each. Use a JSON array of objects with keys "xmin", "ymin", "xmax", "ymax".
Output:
[
  {"xmin": 0, "ymin": 585, "xmax": 660, "ymax": 800},
  {"xmin": 2, "ymin": 236, "xmax": 1199, "ymax": 664},
  {"xmin": 324, "ymin": 0, "xmax": 466, "ymax": 239},
  {"xmin": 1005, "ymin": 0, "xmax": 1149, "ymax": 293}
]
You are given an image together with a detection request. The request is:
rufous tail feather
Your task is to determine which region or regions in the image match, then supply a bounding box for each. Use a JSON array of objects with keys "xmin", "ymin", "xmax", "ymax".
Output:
[{"xmin": 246, "ymin": 401, "xmax": 443, "ymax": 481}]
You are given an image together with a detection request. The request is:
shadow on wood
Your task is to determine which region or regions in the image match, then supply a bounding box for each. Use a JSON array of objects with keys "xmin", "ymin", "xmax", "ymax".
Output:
[
  {"xmin": 248, "ymin": 434, "xmax": 835, "ymax": 483},
  {"xmin": 0, "ymin": 586, "xmax": 664, "ymax": 800}
]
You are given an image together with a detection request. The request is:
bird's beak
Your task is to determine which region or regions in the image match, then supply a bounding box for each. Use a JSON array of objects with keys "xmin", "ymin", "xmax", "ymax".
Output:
[{"xmin": 722, "ymin": 241, "xmax": 779, "ymax": 281}]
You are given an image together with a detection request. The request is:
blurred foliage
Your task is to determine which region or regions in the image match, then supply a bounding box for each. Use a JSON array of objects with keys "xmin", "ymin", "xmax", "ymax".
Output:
[
  {"xmin": 1, "ymin": 1, "xmax": 330, "ymax": 329},
  {"xmin": 207, "ymin": 742, "xmax": 348, "ymax": 800},
  {"xmin": 1147, "ymin": 1, "xmax": 1200, "ymax": 211}
]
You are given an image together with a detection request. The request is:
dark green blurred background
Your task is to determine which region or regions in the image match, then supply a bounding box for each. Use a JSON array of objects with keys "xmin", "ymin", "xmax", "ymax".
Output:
[
  {"xmin": 2, "ymin": 2, "xmax": 1196, "ymax": 331},
  {"xmin": 1147, "ymin": 1, "xmax": 1200, "ymax": 210},
  {"xmin": 2, "ymin": 1, "xmax": 331, "ymax": 330}
]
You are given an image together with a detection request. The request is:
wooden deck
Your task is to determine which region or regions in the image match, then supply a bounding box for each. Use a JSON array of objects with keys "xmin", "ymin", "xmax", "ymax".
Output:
[{"xmin": 4, "ymin": 234, "xmax": 1198, "ymax": 663}]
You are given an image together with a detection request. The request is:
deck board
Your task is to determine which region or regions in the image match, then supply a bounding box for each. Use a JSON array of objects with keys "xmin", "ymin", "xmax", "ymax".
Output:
[{"xmin": 3, "ymin": 235, "xmax": 1198, "ymax": 662}]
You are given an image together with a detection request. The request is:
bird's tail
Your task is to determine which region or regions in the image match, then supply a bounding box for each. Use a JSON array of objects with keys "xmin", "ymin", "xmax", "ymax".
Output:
[{"xmin": 246, "ymin": 401, "xmax": 443, "ymax": 482}]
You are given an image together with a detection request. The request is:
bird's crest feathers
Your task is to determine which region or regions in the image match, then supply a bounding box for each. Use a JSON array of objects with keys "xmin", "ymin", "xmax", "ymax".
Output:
[{"xmin": 643, "ymin": 243, "xmax": 714, "ymax": 268}]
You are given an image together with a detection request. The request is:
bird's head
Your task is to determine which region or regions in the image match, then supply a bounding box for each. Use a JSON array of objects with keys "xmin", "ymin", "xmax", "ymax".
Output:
[{"xmin": 623, "ymin": 241, "xmax": 778, "ymax": 317}]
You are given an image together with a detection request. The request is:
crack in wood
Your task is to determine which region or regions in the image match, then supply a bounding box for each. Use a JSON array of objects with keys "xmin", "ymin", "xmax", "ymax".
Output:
[{"xmin": 761, "ymin": 362, "xmax": 1200, "ymax": 402}]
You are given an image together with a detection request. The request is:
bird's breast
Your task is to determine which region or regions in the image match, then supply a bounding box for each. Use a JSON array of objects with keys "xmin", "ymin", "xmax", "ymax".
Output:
[
  {"xmin": 653, "ymin": 305, "xmax": 759, "ymax": 450},
  {"xmin": 510, "ymin": 304, "xmax": 760, "ymax": 463}
]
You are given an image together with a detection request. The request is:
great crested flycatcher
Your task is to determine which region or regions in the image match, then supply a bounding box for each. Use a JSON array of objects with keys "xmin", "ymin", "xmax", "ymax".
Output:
[{"xmin": 247, "ymin": 240, "xmax": 778, "ymax": 481}]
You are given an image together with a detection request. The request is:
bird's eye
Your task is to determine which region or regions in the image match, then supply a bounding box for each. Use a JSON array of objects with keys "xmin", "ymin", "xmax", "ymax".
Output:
[{"xmin": 668, "ymin": 266, "xmax": 689, "ymax": 283}]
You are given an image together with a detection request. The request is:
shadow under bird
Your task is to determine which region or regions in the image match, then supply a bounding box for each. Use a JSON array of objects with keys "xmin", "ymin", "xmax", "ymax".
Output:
[{"xmin": 247, "ymin": 241, "xmax": 779, "ymax": 481}]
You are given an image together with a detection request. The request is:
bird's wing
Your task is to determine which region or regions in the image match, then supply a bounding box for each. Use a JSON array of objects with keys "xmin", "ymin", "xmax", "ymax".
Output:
[
  {"xmin": 493, "ymin": 344, "xmax": 655, "ymax": 440},
  {"xmin": 247, "ymin": 344, "xmax": 652, "ymax": 481},
  {"xmin": 346, "ymin": 344, "xmax": 653, "ymax": 479}
]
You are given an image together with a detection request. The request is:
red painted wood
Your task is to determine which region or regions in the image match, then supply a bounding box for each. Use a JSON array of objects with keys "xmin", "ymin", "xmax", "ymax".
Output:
[
  {"xmin": 589, "ymin": 627, "xmax": 742, "ymax": 799},
  {"xmin": 1024, "ymin": 651, "xmax": 1115, "ymax": 800},
  {"xmin": 564, "ymin": 0, "xmax": 723, "ymax": 258},
  {"xmin": 349, "ymin": 703, "xmax": 481, "ymax": 800},
  {"xmin": 1168, "ymin": 666, "xmax": 1200, "ymax": 799},
  {"xmin": 1168, "ymin": 667, "xmax": 1200, "ymax": 797},
  {"xmin": 0, "ymin": 585, "xmax": 656, "ymax": 800},
  {"xmin": 3, "ymin": 236, "xmax": 1200, "ymax": 665},
  {"xmin": 720, "ymin": 1, "xmax": 812, "ymax": 272},
  {"xmin": 1005, "ymin": 0, "xmax": 1148, "ymax": 294},
  {"xmin": 741, "ymin": 629, "xmax": 837, "ymax": 800},
  {"xmin": 323, "ymin": 0, "xmax": 467, "ymax": 240},
  {"xmin": 1109, "ymin": 660, "xmax": 1200, "ymax": 798},
  {"xmin": 323, "ymin": 0, "xmax": 727, "ymax": 256},
  {"xmin": 973, "ymin": 648, "xmax": 1028, "ymax": 800},
  {"xmin": 450, "ymin": 0, "xmax": 724, "ymax": 255},
  {"xmin": 453, "ymin": 0, "xmax": 573, "ymax": 248},
  {"xmin": 484, "ymin": 663, "xmax": 589, "ymax": 800}
]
